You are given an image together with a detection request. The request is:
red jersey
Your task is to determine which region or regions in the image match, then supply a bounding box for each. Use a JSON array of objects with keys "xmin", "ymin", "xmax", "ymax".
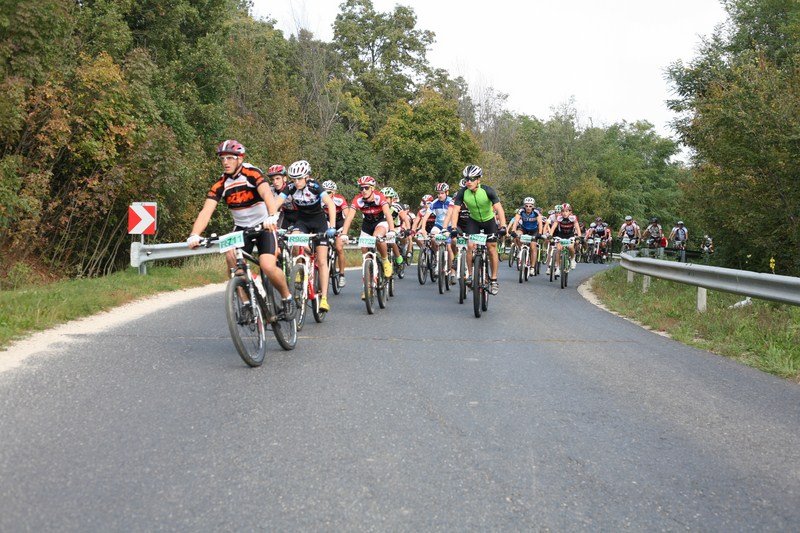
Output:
[
  {"xmin": 351, "ymin": 192, "xmax": 388, "ymax": 222},
  {"xmin": 207, "ymin": 163, "xmax": 268, "ymax": 227},
  {"xmin": 330, "ymin": 193, "xmax": 349, "ymax": 221}
]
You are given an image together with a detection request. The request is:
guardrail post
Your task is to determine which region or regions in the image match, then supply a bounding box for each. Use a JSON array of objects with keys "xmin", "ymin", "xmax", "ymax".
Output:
[
  {"xmin": 627, "ymin": 270, "xmax": 634, "ymax": 283},
  {"xmin": 697, "ymin": 287, "xmax": 707, "ymax": 313},
  {"xmin": 642, "ymin": 275, "xmax": 650, "ymax": 293}
]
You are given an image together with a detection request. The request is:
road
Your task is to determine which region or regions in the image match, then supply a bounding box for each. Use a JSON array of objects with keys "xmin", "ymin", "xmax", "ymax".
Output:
[{"xmin": 1, "ymin": 261, "xmax": 799, "ymax": 531}]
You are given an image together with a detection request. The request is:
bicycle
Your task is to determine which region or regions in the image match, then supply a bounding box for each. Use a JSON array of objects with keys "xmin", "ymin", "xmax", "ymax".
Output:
[
  {"xmin": 434, "ymin": 233, "xmax": 452, "ymax": 294},
  {"xmin": 673, "ymin": 239, "xmax": 687, "ymax": 263},
  {"xmin": 544, "ymin": 235, "xmax": 558, "ymax": 283},
  {"xmin": 469, "ymin": 231, "xmax": 496, "ymax": 318},
  {"xmin": 327, "ymin": 238, "xmax": 342, "ymax": 295},
  {"xmin": 559, "ymin": 237, "xmax": 574, "ymax": 289},
  {"xmin": 415, "ymin": 234, "xmax": 437, "ymax": 285},
  {"xmin": 386, "ymin": 231, "xmax": 401, "ymax": 297},
  {"xmin": 209, "ymin": 226, "xmax": 297, "ymax": 366},
  {"xmin": 454, "ymin": 233, "xmax": 469, "ymax": 304},
  {"xmin": 357, "ymin": 234, "xmax": 389, "ymax": 314},
  {"xmin": 507, "ymin": 237, "xmax": 518, "ymax": 269},
  {"xmin": 517, "ymin": 234, "xmax": 533, "ymax": 283},
  {"xmin": 285, "ymin": 232, "xmax": 328, "ymax": 330}
]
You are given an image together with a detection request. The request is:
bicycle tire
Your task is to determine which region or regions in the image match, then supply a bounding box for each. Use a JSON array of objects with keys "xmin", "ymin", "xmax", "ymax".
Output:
[
  {"xmin": 266, "ymin": 280, "xmax": 297, "ymax": 350},
  {"xmin": 388, "ymin": 271, "xmax": 395, "ymax": 297},
  {"xmin": 518, "ymin": 247, "xmax": 526, "ymax": 283},
  {"xmin": 290, "ymin": 264, "xmax": 307, "ymax": 330},
  {"xmin": 428, "ymin": 248, "xmax": 437, "ymax": 281},
  {"xmin": 561, "ymin": 250, "xmax": 568, "ymax": 289},
  {"xmin": 507, "ymin": 244, "xmax": 516, "ymax": 268},
  {"xmin": 312, "ymin": 267, "xmax": 326, "ymax": 323},
  {"xmin": 417, "ymin": 247, "xmax": 427, "ymax": 285},
  {"xmin": 225, "ymin": 276, "xmax": 267, "ymax": 367},
  {"xmin": 437, "ymin": 247, "xmax": 446, "ymax": 294},
  {"xmin": 364, "ymin": 261, "xmax": 375, "ymax": 314},
  {"xmin": 377, "ymin": 264, "xmax": 387, "ymax": 309},
  {"xmin": 329, "ymin": 249, "xmax": 341, "ymax": 295},
  {"xmin": 481, "ymin": 258, "xmax": 489, "ymax": 312},
  {"xmin": 458, "ymin": 253, "xmax": 467, "ymax": 304},
  {"xmin": 523, "ymin": 248, "xmax": 531, "ymax": 282},
  {"xmin": 549, "ymin": 249, "xmax": 556, "ymax": 283},
  {"xmin": 397, "ymin": 246, "xmax": 406, "ymax": 279},
  {"xmin": 444, "ymin": 248, "xmax": 451, "ymax": 292},
  {"xmin": 473, "ymin": 253, "xmax": 483, "ymax": 318}
]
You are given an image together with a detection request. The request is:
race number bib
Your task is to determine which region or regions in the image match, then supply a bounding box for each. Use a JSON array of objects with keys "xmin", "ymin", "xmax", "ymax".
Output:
[{"xmin": 218, "ymin": 231, "xmax": 245, "ymax": 253}]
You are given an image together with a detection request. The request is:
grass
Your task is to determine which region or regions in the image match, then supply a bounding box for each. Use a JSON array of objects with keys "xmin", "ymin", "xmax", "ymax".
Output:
[
  {"xmin": 0, "ymin": 249, "xmax": 378, "ymax": 351},
  {"xmin": 591, "ymin": 267, "xmax": 800, "ymax": 381}
]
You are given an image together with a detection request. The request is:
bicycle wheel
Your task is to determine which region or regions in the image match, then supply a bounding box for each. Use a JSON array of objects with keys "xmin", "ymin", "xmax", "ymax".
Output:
[
  {"xmin": 428, "ymin": 248, "xmax": 437, "ymax": 281},
  {"xmin": 329, "ymin": 249, "xmax": 341, "ymax": 295},
  {"xmin": 458, "ymin": 253, "xmax": 467, "ymax": 304},
  {"xmin": 397, "ymin": 246, "xmax": 406, "ymax": 279},
  {"xmin": 364, "ymin": 261, "xmax": 375, "ymax": 314},
  {"xmin": 388, "ymin": 272, "xmax": 395, "ymax": 297},
  {"xmin": 377, "ymin": 265, "xmax": 387, "ymax": 309},
  {"xmin": 311, "ymin": 266, "xmax": 326, "ymax": 323},
  {"xmin": 417, "ymin": 247, "xmax": 428, "ymax": 285},
  {"xmin": 290, "ymin": 264, "xmax": 307, "ymax": 330},
  {"xmin": 549, "ymin": 250, "xmax": 556, "ymax": 283},
  {"xmin": 266, "ymin": 280, "xmax": 297, "ymax": 351},
  {"xmin": 561, "ymin": 251, "xmax": 568, "ymax": 289},
  {"xmin": 444, "ymin": 249, "xmax": 451, "ymax": 292},
  {"xmin": 518, "ymin": 247, "xmax": 527, "ymax": 283},
  {"xmin": 472, "ymin": 254, "xmax": 483, "ymax": 318},
  {"xmin": 534, "ymin": 247, "xmax": 541, "ymax": 276},
  {"xmin": 523, "ymin": 248, "xmax": 531, "ymax": 282},
  {"xmin": 507, "ymin": 243, "xmax": 516, "ymax": 268},
  {"xmin": 225, "ymin": 276, "xmax": 266, "ymax": 367},
  {"xmin": 481, "ymin": 258, "xmax": 489, "ymax": 311},
  {"xmin": 437, "ymin": 247, "xmax": 446, "ymax": 294}
]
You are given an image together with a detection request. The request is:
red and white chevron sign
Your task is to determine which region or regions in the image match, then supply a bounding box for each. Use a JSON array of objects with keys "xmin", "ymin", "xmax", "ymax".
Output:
[{"xmin": 128, "ymin": 202, "xmax": 157, "ymax": 235}]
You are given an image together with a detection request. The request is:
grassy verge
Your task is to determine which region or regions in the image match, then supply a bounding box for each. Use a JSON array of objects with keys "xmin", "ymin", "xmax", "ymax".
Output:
[
  {"xmin": 590, "ymin": 267, "xmax": 800, "ymax": 381},
  {"xmin": 0, "ymin": 249, "xmax": 378, "ymax": 351}
]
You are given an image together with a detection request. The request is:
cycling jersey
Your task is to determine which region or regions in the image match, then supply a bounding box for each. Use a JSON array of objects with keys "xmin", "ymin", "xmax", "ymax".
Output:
[
  {"xmin": 673, "ymin": 227, "xmax": 687, "ymax": 241},
  {"xmin": 207, "ymin": 163, "xmax": 269, "ymax": 228},
  {"xmin": 621, "ymin": 222, "xmax": 638, "ymax": 237},
  {"xmin": 279, "ymin": 179, "xmax": 328, "ymax": 217},
  {"xmin": 389, "ymin": 201, "xmax": 405, "ymax": 226},
  {"xmin": 352, "ymin": 191, "xmax": 388, "ymax": 222},
  {"xmin": 554, "ymin": 215, "xmax": 579, "ymax": 237},
  {"xmin": 452, "ymin": 185, "xmax": 500, "ymax": 223},
  {"xmin": 418, "ymin": 208, "xmax": 435, "ymax": 231},
  {"xmin": 516, "ymin": 209, "xmax": 539, "ymax": 232},
  {"xmin": 646, "ymin": 224, "xmax": 662, "ymax": 238},
  {"xmin": 428, "ymin": 196, "xmax": 453, "ymax": 228},
  {"xmin": 329, "ymin": 193, "xmax": 349, "ymax": 223}
]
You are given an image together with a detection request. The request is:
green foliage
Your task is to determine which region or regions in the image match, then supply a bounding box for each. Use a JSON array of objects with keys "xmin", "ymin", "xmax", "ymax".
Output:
[
  {"xmin": 374, "ymin": 88, "xmax": 479, "ymax": 201},
  {"xmin": 668, "ymin": 0, "xmax": 800, "ymax": 274}
]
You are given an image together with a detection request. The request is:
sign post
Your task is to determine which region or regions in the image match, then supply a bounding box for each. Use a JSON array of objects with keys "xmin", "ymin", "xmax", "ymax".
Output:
[{"xmin": 129, "ymin": 202, "xmax": 157, "ymax": 275}]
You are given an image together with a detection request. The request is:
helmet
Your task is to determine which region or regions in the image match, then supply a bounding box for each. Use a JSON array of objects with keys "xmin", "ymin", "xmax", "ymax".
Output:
[
  {"xmin": 403, "ymin": 203, "xmax": 410, "ymax": 210},
  {"xmin": 357, "ymin": 175, "xmax": 377, "ymax": 187},
  {"xmin": 267, "ymin": 164, "xmax": 286, "ymax": 177},
  {"xmin": 562, "ymin": 203, "xmax": 572, "ymax": 211},
  {"xmin": 523, "ymin": 197, "xmax": 535, "ymax": 206},
  {"xmin": 288, "ymin": 160, "xmax": 311, "ymax": 179},
  {"xmin": 625, "ymin": 215, "xmax": 632, "ymax": 221},
  {"xmin": 435, "ymin": 182, "xmax": 449, "ymax": 192},
  {"xmin": 462, "ymin": 165, "xmax": 483, "ymax": 179},
  {"xmin": 651, "ymin": 217, "xmax": 659, "ymax": 224},
  {"xmin": 459, "ymin": 178, "xmax": 467, "ymax": 188},
  {"xmin": 590, "ymin": 222, "xmax": 597, "ymax": 228},
  {"xmin": 216, "ymin": 139, "xmax": 245, "ymax": 156},
  {"xmin": 555, "ymin": 204, "xmax": 563, "ymax": 213},
  {"xmin": 381, "ymin": 186, "xmax": 397, "ymax": 198},
  {"xmin": 595, "ymin": 216, "xmax": 602, "ymax": 223},
  {"xmin": 322, "ymin": 180, "xmax": 337, "ymax": 191},
  {"xmin": 677, "ymin": 220, "xmax": 684, "ymax": 225},
  {"xmin": 548, "ymin": 210, "xmax": 555, "ymax": 215}
]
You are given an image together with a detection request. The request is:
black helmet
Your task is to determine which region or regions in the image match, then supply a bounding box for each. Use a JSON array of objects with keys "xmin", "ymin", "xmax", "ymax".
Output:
[{"xmin": 651, "ymin": 217, "xmax": 658, "ymax": 224}]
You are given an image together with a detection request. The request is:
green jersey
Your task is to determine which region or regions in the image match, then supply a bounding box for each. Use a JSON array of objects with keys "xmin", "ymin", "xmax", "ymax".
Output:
[{"xmin": 452, "ymin": 184, "xmax": 500, "ymax": 223}]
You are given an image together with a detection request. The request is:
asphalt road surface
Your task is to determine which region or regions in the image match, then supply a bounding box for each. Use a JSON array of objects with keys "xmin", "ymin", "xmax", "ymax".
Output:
[{"xmin": 1, "ymin": 261, "xmax": 799, "ymax": 531}]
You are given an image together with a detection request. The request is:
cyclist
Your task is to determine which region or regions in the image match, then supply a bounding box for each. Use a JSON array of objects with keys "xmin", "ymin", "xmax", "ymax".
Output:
[
  {"xmin": 618, "ymin": 215, "xmax": 640, "ymax": 249},
  {"xmin": 411, "ymin": 194, "xmax": 435, "ymax": 252},
  {"xmin": 322, "ymin": 179, "xmax": 352, "ymax": 288},
  {"xmin": 340, "ymin": 176, "xmax": 397, "ymax": 289},
  {"xmin": 268, "ymin": 164, "xmax": 299, "ymax": 230},
  {"xmin": 644, "ymin": 217, "xmax": 664, "ymax": 256},
  {"xmin": 508, "ymin": 197, "xmax": 543, "ymax": 268},
  {"xmin": 278, "ymin": 160, "xmax": 337, "ymax": 312},
  {"xmin": 669, "ymin": 220, "xmax": 689, "ymax": 248},
  {"xmin": 449, "ymin": 165, "xmax": 507, "ymax": 295},
  {"xmin": 542, "ymin": 205, "xmax": 562, "ymax": 276},
  {"xmin": 382, "ymin": 186, "xmax": 411, "ymax": 268},
  {"xmin": 552, "ymin": 203, "xmax": 582, "ymax": 276},
  {"xmin": 187, "ymin": 140, "xmax": 294, "ymax": 318},
  {"xmin": 593, "ymin": 217, "xmax": 612, "ymax": 260},
  {"xmin": 421, "ymin": 182, "xmax": 456, "ymax": 280}
]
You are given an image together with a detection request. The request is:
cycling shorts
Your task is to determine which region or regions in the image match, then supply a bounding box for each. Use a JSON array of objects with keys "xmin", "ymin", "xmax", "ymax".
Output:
[
  {"xmin": 465, "ymin": 218, "xmax": 499, "ymax": 239},
  {"xmin": 292, "ymin": 212, "xmax": 328, "ymax": 236},
  {"xmin": 361, "ymin": 219, "xmax": 389, "ymax": 237},
  {"xmin": 234, "ymin": 225, "xmax": 277, "ymax": 256}
]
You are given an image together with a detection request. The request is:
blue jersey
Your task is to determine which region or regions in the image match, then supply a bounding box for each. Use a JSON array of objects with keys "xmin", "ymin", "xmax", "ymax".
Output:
[
  {"xmin": 429, "ymin": 197, "xmax": 452, "ymax": 228},
  {"xmin": 517, "ymin": 209, "xmax": 539, "ymax": 231}
]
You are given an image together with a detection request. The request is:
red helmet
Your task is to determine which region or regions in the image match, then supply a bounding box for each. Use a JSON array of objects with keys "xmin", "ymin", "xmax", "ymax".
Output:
[
  {"xmin": 267, "ymin": 164, "xmax": 286, "ymax": 177},
  {"xmin": 435, "ymin": 182, "xmax": 449, "ymax": 192},
  {"xmin": 357, "ymin": 175, "xmax": 377, "ymax": 187},
  {"xmin": 422, "ymin": 194, "xmax": 434, "ymax": 203},
  {"xmin": 216, "ymin": 139, "xmax": 245, "ymax": 156},
  {"xmin": 562, "ymin": 203, "xmax": 572, "ymax": 211}
]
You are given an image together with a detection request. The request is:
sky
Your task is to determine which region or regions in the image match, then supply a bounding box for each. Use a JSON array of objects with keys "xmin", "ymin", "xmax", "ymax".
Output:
[{"xmin": 251, "ymin": 0, "xmax": 728, "ymax": 140}]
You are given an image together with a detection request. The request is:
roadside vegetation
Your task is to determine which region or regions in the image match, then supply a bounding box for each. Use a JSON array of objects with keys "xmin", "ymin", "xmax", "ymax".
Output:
[{"xmin": 591, "ymin": 267, "xmax": 800, "ymax": 381}]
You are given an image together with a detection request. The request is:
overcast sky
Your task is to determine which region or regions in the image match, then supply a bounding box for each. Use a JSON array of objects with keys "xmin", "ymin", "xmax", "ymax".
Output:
[{"xmin": 251, "ymin": 0, "xmax": 728, "ymax": 139}]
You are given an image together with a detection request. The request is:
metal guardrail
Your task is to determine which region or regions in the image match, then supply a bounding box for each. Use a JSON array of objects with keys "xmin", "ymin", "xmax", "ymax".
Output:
[
  {"xmin": 130, "ymin": 241, "xmax": 365, "ymax": 269},
  {"xmin": 618, "ymin": 252, "xmax": 800, "ymax": 309}
]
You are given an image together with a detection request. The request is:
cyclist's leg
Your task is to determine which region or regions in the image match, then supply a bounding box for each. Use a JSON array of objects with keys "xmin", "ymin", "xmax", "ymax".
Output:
[{"xmin": 316, "ymin": 244, "xmax": 329, "ymax": 299}]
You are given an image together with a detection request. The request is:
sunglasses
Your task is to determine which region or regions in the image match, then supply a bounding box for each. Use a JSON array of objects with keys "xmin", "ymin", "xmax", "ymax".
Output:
[
  {"xmin": 360, "ymin": 186, "xmax": 372, "ymax": 191},
  {"xmin": 219, "ymin": 155, "xmax": 238, "ymax": 162},
  {"xmin": 524, "ymin": 204, "xmax": 534, "ymax": 208},
  {"xmin": 465, "ymin": 177, "xmax": 478, "ymax": 182},
  {"xmin": 292, "ymin": 176, "xmax": 307, "ymax": 181}
]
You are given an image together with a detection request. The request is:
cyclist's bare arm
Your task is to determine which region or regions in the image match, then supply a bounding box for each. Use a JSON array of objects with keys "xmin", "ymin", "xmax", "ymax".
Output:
[
  {"xmin": 493, "ymin": 203, "xmax": 507, "ymax": 228},
  {"xmin": 188, "ymin": 198, "xmax": 219, "ymax": 247}
]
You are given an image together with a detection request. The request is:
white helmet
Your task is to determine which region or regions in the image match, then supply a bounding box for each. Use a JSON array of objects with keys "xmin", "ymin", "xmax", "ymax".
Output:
[
  {"xmin": 322, "ymin": 180, "xmax": 337, "ymax": 191},
  {"xmin": 590, "ymin": 222, "xmax": 597, "ymax": 228},
  {"xmin": 459, "ymin": 178, "xmax": 467, "ymax": 188},
  {"xmin": 462, "ymin": 165, "xmax": 483, "ymax": 179},
  {"xmin": 288, "ymin": 160, "xmax": 311, "ymax": 179},
  {"xmin": 523, "ymin": 197, "xmax": 535, "ymax": 206}
]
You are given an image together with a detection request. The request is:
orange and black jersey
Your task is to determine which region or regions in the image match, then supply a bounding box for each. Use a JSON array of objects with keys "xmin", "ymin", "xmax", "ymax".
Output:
[{"xmin": 207, "ymin": 163, "xmax": 269, "ymax": 228}]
